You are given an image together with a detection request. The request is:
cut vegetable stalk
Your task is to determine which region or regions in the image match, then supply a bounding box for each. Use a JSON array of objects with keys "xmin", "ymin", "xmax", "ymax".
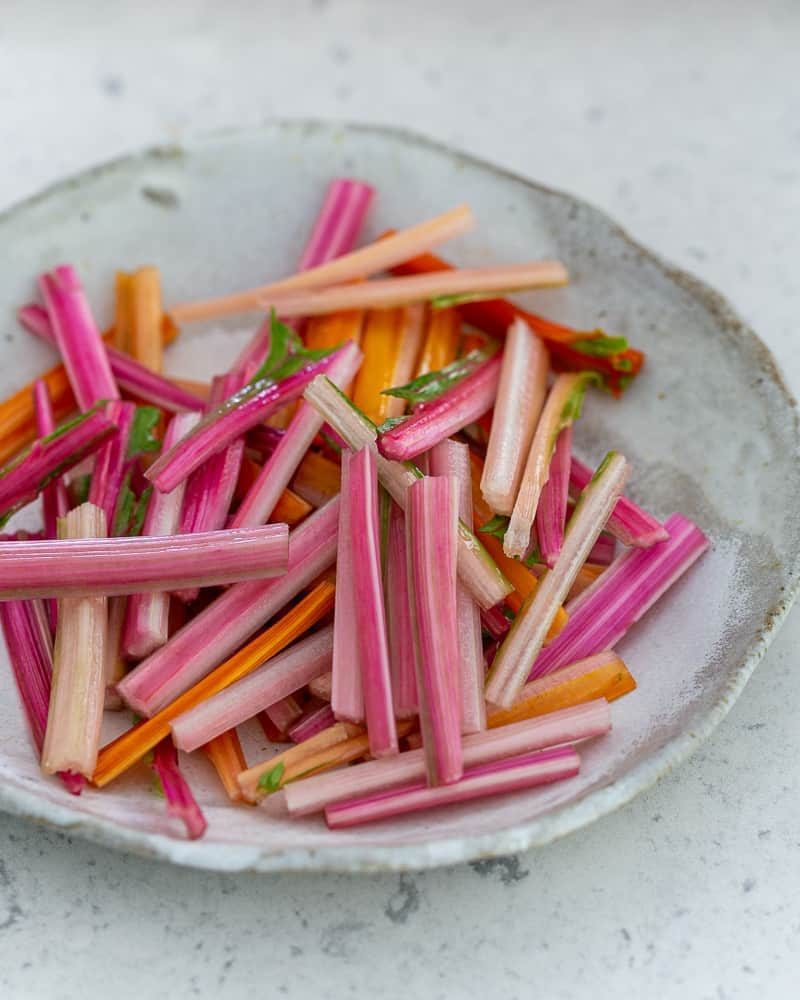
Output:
[
  {"xmin": 303, "ymin": 375, "xmax": 511, "ymax": 609},
  {"xmin": 0, "ymin": 524, "xmax": 290, "ymax": 598},
  {"xmin": 170, "ymin": 627, "xmax": 333, "ymax": 752},
  {"xmin": 41, "ymin": 504, "xmax": 108, "ymax": 778},
  {"xmin": 353, "ymin": 306, "xmax": 425, "ymax": 423},
  {"xmin": 486, "ymin": 452, "xmax": 630, "ymax": 708},
  {"xmin": 384, "ymin": 503, "xmax": 418, "ymax": 718},
  {"xmin": 202, "ymin": 729, "xmax": 248, "ymax": 802},
  {"xmin": 171, "ymin": 205, "xmax": 475, "ymax": 322},
  {"xmin": 247, "ymin": 263, "xmax": 568, "ymax": 318},
  {"xmin": 406, "ymin": 475, "xmax": 462, "ymax": 785},
  {"xmin": 93, "ymin": 580, "xmax": 334, "ymax": 787},
  {"xmin": 151, "ymin": 738, "xmax": 207, "ymax": 840},
  {"xmin": 88, "ymin": 400, "xmax": 137, "ymax": 531},
  {"xmin": 481, "ymin": 318, "xmax": 548, "ymax": 515},
  {"xmin": 260, "ymin": 696, "xmax": 305, "ymax": 741},
  {"xmin": 176, "ymin": 371, "xmax": 249, "ymax": 601},
  {"xmin": 378, "ymin": 353, "xmax": 502, "ymax": 461},
  {"xmin": 530, "ymin": 513, "xmax": 709, "ymax": 679},
  {"xmin": 331, "ymin": 451, "xmax": 363, "ymax": 724},
  {"xmin": 505, "ymin": 373, "xmax": 598, "ymax": 559},
  {"xmin": 117, "ymin": 498, "xmax": 340, "ymax": 716},
  {"xmin": 0, "ymin": 407, "xmax": 115, "ymax": 528},
  {"xmin": 0, "ymin": 598, "xmax": 84, "ymax": 793},
  {"xmin": 536, "ymin": 425, "xmax": 573, "ymax": 568},
  {"xmin": 232, "ymin": 340, "xmax": 362, "ymax": 529},
  {"xmin": 587, "ymin": 532, "xmax": 615, "ymax": 566},
  {"xmin": 122, "ymin": 412, "xmax": 199, "ymax": 660},
  {"xmin": 39, "ymin": 266, "xmax": 119, "ymax": 409},
  {"xmin": 129, "ymin": 267, "xmax": 164, "ymax": 372},
  {"xmin": 348, "ymin": 447, "xmax": 397, "ymax": 757},
  {"xmin": 284, "ymin": 699, "xmax": 610, "ymax": 816},
  {"xmin": 487, "ymin": 650, "xmax": 635, "ymax": 728},
  {"xmin": 32, "ymin": 380, "xmax": 69, "ymax": 632},
  {"xmin": 326, "ymin": 745, "xmax": 580, "ymax": 829},
  {"xmin": 415, "ymin": 306, "xmax": 460, "ymax": 377},
  {"xmin": 430, "ymin": 440, "xmax": 485, "ymax": 734},
  {"xmin": 146, "ymin": 344, "xmax": 354, "ymax": 494},
  {"xmin": 569, "ymin": 456, "xmax": 668, "ymax": 548},
  {"xmin": 21, "ymin": 302, "xmax": 204, "ymax": 412},
  {"xmin": 289, "ymin": 703, "xmax": 337, "ymax": 743}
]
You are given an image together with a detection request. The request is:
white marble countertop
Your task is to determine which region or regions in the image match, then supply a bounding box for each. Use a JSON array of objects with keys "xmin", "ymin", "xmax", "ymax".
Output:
[{"xmin": 1, "ymin": 2, "xmax": 798, "ymax": 997}]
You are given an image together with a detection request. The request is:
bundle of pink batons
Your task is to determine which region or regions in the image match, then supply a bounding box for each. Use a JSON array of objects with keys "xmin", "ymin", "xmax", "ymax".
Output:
[{"xmin": 0, "ymin": 179, "xmax": 708, "ymax": 839}]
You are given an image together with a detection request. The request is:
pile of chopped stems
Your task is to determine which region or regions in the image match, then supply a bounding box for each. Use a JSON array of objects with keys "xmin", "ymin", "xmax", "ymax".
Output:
[{"xmin": 0, "ymin": 179, "xmax": 708, "ymax": 841}]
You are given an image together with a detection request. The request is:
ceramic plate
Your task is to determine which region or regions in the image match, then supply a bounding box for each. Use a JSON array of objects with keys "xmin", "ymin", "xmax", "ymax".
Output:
[{"xmin": 1, "ymin": 121, "xmax": 798, "ymax": 872}]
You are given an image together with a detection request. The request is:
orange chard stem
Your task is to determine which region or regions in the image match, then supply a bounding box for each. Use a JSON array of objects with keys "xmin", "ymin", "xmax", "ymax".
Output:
[
  {"xmin": 487, "ymin": 651, "xmax": 636, "ymax": 728},
  {"xmin": 130, "ymin": 267, "xmax": 164, "ymax": 373},
  {"xmin": 291, "ymin": 451, "xmax": 341, "ymax": 508},
  {"xmin": 92, "ymin": 580, "xmax": 335, "ymax": 787},
  {"xmin": 0, "ymin": 364, "xmax": 75, "ymax": 468},
  {"xmin": 304, "ymin": 309, "xmax": 365, "ymax": 353},
  {"xmin": 415, "ymin": 306, "xmax": 459, "ymax": 377},
  {"xmin": 352, "ymin": 306, "xmax": 425, "ymax": 423},
  {"xmin": 203, "ymin": 729, "xmax": 248, "ymax": 802}
]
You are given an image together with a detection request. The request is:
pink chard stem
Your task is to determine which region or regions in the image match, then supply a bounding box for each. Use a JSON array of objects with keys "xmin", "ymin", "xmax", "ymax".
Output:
[
  {"xmin": 170, "ymin": 627, "xmax": 333, "ymax": 752},
  {"xmin": 285, "ymin": 699, "xmax": 610, "ymax": 817},
  {"xmin": 151, "ymin": 738, "xmax": 207, "ymax": 840},
  {"xmin": 384, "ymin": 502, "xmax": 418, "ymax": 718},
  {"xmin": 530, "ymin": 513, "xmax": 709, "ymax": 679},
  {"xmin": 326, "ymin": 746, "xmax": 580, "ymax": 829},
  {"xmin": 88, "ymin": 400, "xmax": 137, "ymax": 531},
  {"xmin": 569, "ymin": 456, "xmax": 669, "ymax": 548},
  {"xmin": 378, "ymin": 354, "xmax": 502, "ymax": 462},
  {"xmin": 348, "ymin": 447, "xmax": 398, "ymax": 757},
  {"xmin": 117, "ymin": 497, "xmax": 340, "ymax": 717},
  {"xmin": 122, "ymin": 412, "xmax": 199, "ymax": 660},
  {"xmin": 38, "ymin": 266, "xmax": 119, "ymax": 410},
  {"xmin": 0, "ymin": 525, "xmax": 289, "ymax": 599},
  {"xmin": 176, "ymin": 371, "xmax": 248, "ymax": 603},
  {"xmin": 289, "ymin": 702, "xmax": 337, "ymax": 744},
  {"xmin": 32, "ymin": 379, "xmax": 69, "ymax": 632},
  {"xmin": 331, "ymin": 452, "xmax": 363, "ymax": 723},
  {"xmin": 406, "ymin": 475, "xmax": 462, "ymax": 785},
  {"xmin": 430, "ymin": 439, "xmax": 485, "ymax": 734},
  {"xmin": 536, "ymin": 425, "xmax": 573, "ymax": 568}
]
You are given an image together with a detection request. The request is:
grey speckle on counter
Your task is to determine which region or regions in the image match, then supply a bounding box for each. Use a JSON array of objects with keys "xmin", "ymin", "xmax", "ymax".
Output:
[{"xmin": 1, "ymin": 2, "xmax": 799, "ymax": 997}]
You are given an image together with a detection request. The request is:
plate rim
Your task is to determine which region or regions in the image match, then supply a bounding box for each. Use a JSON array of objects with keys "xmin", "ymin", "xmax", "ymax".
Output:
[{"xmin": 1, "ymin": 117, "xmax": 799, "ymax": 873}]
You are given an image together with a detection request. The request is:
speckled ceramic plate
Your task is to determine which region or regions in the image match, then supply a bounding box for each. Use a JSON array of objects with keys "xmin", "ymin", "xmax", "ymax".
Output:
[{"xmin": 0, "ymin": 121, "xmax": 798, "ymax": 872}]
